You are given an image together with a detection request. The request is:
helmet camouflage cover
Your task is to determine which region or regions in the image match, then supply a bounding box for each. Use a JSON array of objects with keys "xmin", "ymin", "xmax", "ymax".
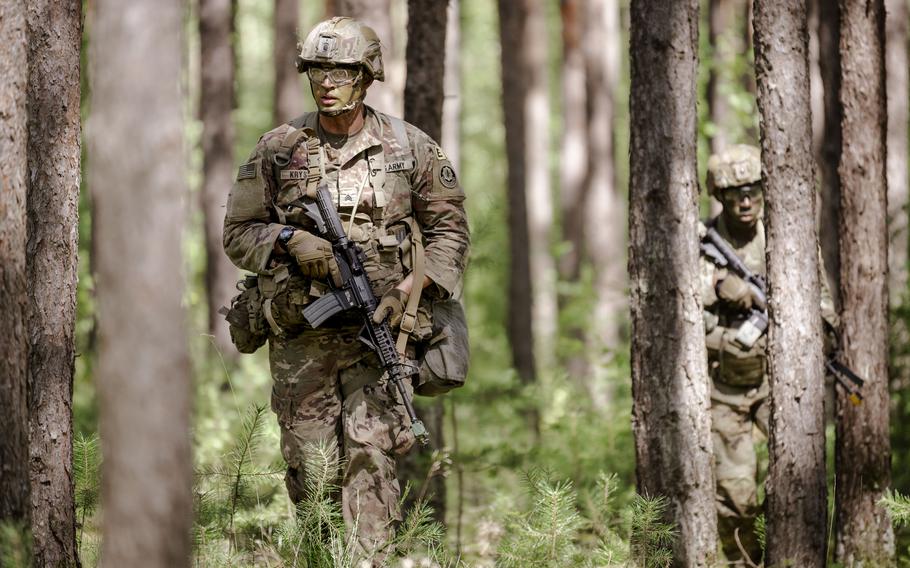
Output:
[
  {"xmin": 296, "ymin": 17, "xmax": 385, "ymax": 82},
  {"xmin": 706, "ymin": 144, "xmax": 761, "ymax": 197}
]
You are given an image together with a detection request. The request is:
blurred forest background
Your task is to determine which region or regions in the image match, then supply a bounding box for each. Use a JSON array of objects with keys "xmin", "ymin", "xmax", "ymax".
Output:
[{"xmin": 4, "ymin": 0, "xmax": 910, "ymax": 566}]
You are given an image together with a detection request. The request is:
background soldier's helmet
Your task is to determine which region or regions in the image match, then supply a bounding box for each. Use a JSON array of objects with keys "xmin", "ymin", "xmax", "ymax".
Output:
[
  {"xmin": 706, "ymin": 144, "xmax": 762, "ymax": 197},
  {"xmin": 296, "ymin": 16, "xmax": 385, "ymax": 82}
]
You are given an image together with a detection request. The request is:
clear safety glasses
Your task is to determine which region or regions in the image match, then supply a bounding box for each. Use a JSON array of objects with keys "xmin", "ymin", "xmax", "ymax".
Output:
[{"xmin": 306, "ymin": 66, "xmax": 362, "ymax": 87}]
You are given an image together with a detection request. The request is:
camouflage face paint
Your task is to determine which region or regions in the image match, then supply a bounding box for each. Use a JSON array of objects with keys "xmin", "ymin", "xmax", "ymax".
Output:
[{"xmin": 310, "ymin": 67, "xmax": 368, "ymax": 116}]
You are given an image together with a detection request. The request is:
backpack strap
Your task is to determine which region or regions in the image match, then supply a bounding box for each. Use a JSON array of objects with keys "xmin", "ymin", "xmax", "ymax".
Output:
[
  {"xmin": 386, "ymin": 114, "xmax": 411, "ymax": 156},
  {"xmin": 396, "ymin": 217, "xmax": 426, "ymax": 356}
]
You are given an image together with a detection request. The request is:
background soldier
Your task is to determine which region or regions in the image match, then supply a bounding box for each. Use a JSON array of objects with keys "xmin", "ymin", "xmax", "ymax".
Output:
[
  {"xmin": 700, "ymin": 144, "xmax": 836, "ymax": 564},
  {"xmin": 222, "ymin": 16, "xmax": 470, "ymax": 561}
]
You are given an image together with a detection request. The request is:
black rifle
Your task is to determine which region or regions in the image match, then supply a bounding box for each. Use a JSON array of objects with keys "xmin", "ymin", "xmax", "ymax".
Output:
[
  {"xmin": 700, "ymin": 226, "xmax": 768, "ymax": 350},
  {"xmin": 296, "ymin": 184, "xmax": 429, "ymax": 445},
  {"xmin": 699, "ymin": 224, "xmax": 864, "ymax": 404}
]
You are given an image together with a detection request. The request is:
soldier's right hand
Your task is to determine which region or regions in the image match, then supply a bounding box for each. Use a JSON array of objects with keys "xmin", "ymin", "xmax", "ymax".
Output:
[
  {"xmin": 716, "ymin": 274, "xmax": 754, "ymax": 311},
  {"xmin": 286, "ymin": 231, "xmax": 341, "ymax": 284}
]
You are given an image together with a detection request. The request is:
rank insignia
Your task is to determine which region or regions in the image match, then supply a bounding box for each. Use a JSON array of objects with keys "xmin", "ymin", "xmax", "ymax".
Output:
[{"xmin": 434, "ymin": 146, "xmax": 448, "ymax": 161}]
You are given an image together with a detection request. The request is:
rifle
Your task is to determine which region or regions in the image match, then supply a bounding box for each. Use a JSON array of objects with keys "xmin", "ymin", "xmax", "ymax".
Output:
[
  {"xmin": 296, "ymin": 183, "xmax": 430, "ymax": 445},
  {"xmin": 699, "ymin": 224, "xmax": 864, "ymax": 404}
]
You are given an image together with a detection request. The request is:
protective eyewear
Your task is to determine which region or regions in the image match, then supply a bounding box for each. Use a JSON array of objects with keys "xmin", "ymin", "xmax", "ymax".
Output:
[
  {"xmin": 723, "ymin": 183, "xmax": 763, "ymax": 201},
  {"xmin": 306, "ymin": 66, "xmax": 361, "ymax": 87}
]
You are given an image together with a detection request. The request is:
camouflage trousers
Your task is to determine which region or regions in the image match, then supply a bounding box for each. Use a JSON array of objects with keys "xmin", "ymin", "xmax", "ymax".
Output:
[
  {"xmin": 710, "ymin": 376, "xmax": 769, "ymax": 566},
  {"xmin": 268, "ymin": 324, "xmax": 416, "ymax": 560}
]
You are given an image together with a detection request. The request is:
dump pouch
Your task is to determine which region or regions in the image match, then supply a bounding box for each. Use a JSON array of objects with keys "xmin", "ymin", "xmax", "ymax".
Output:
[
  {"xmin": 221, "ymin": 274, "xmax": 269, "ymax": 354},
  {"xmin": 415, "ymin": 298, "xmax": 470, "ymax": 396}
]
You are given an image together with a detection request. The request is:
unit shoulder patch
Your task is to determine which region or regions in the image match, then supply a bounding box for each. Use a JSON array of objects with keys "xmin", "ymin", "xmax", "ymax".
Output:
[{"xmin": 439, "ymin": 164, "xmax": 458, "ymax": 188}]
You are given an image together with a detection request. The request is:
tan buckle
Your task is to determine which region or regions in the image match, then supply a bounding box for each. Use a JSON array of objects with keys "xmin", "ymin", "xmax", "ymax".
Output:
[{"xmin": 400, "ymin": 312, "xmax": 417, "ymax": 335}]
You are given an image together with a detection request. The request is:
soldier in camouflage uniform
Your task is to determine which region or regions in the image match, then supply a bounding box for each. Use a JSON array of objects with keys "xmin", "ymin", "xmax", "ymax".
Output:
[
  {"xmin": 222, "ymin": 17, "xmax": 469, "ymax": 560},
  {"xmin": 700, "ymin": 145, "xmax": 836, "ymax": 564}
]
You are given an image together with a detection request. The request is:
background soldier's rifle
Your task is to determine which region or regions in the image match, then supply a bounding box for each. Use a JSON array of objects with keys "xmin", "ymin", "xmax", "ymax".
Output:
[
  {"xmin": 297, "ymin": 183, "xmax": 430, "ymax": 445},
  {"xmin": 699, "ymin": 224, "xmax": 864, "ymax": 404}
]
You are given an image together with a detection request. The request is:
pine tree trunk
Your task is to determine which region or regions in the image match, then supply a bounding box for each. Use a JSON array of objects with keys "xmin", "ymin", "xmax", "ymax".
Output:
[
  {"xmin": 325, "ymin": 0, "xmax": 337, "ymax": 18},
  {"xmin": 582, "ymin": 0, "xmax": 623, "ymax": 412},
  {"xmin": 886, "ymin": 0, "xmax": 908, "ymax": 303},
  {"xmin": 338, "ymin": 0, "xmax": 402, "ymax": 115},
  {"xmin": 0, "ymin": 0, "xmax": 31, "ymax": 527},
  {"xmin": 200, "ymin": 0, "xmax": 239, "ymax": 363},
  {"xmin": 753, "ymin": 1, "xmax": 828, "ymax": 565},
  {"xmin": 817, "ymin": 0, "xmax": 842, "ymax": 306},
  {"xmin": 708, "ymin": 0, "xmax": 735, "ymax": 153},
  {"xmin": 558, "ymin": 0, "xmax": 590, "ymax": 382},
  {"xmin": 401, "ymin": 0, "xmax": 448, "ymax": 525},
  {"xmin": 499, "ymin": 0, "xmax": 555, "ymax": 391},
  {"xmin": 89, "ymin": 1, "xmax": 193, "ymax": 566},
  {"xmin": 559, "ymin": 0, "xmax": 587, "ymax": 287},
  {"xmin": 834, "ymin": 0, "xmax": 895, "ymax": 563},
  {"xmin": 808, "ymin": 0, "xmax": 824, "ymax": 161},
  {"xmin": 628, "ymin": 1, "xmax": 717, "ymax": 564},
  {"xmin": 25, "ymin": 1, "xmax": 82, "ymax": 565},
  {"xmin": 441, "ymin": 0, "xmax": 460, "ymax": 170},
  {"xmin": 274, "ymin": 0, "xmax": 302, "ymax": 124}
]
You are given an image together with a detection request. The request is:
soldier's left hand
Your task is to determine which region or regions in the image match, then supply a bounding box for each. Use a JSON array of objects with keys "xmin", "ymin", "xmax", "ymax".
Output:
[{"xmin": 373, "ymin": 288, "xmax": 409, "ymax": 330}]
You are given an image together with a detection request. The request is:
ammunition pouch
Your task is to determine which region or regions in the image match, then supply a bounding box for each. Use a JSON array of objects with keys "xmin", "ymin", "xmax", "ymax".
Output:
[
  {"xmin": 415, "ymin": 298, "xmax": 470, "ymax": 396},
  {"xmin": 706, "ymin": 323, "xmax": 766, "ymax": 387},
  {"xmin": 221, "ymin": 274, "xmax": 269, "ymax": 354}
]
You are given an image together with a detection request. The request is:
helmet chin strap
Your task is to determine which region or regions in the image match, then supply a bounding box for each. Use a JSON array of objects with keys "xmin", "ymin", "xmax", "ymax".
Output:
[{"xmin": 319, "ymin": 97, "xmax": 363, "ymax": 117}]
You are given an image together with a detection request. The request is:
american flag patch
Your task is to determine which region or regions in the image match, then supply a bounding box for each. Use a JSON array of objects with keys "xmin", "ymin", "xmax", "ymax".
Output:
[{"xmin": 237, "ymin": 161, "xmax": 258, "ymax": 180}]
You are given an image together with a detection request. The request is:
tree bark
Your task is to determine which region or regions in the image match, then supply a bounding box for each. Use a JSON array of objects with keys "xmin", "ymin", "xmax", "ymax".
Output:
[
  {"xmin": 338, "ymin": 0, "xmax": 403, "ymax": 116},
  {"xmin": 89, "ymin": 0, "xmax": 193, "ymax": 566},
  {"xmin": 817, "ymin": 0, "xmax": 842, "ymax": 306},
  {"xmin": 886, "ymin": 0, "xmax": 909, "ymax": 304},
  {"xmin": 25, "ymin": 1, "xmax": 82, "ymax": 565},
  {"xmin": 200, "ymin": 0, "xmax": 240, "ymax": 362},
  {"xmin": 274, "ymin": 0, "xmax": 302, "ymax": 124},
  {"xmin": 558, "ymin": 0, "xmax": 590, "ymax": 383},
  {"xmin": 401, "ymin": 0, "xmax": 448, "ymax": 525},
  {"xmin": 404, "ymin": 0, "xmax": 446, "ymax": 142},
  {"xmin": 0, "ymin": 0, "xmax": 31, "ymax": 527},
  {"xmin": 834, "ymin": 0, "xmax": 895, "ymax": 563},
  {"xmin": 753, "ymin": 1, "xmax": 828, "ymax": 565},
  {"xmin": 582, "ymin": 0, "xmax": 623, "ymax": 412},
  {"xmin": 559, "ymin": 0, "xmax": 588, "ymax": 287},
  {"xmin": 708, "ymin": 0, "xmax": 735, "ymax": 153},
  {"xmin": 499, "ymin": 0, "xmax": 556, "ymax": 395},
  {"xmin": 441, "ymin": 0, "xmax": 460, "ymax": 170},
  {"xmin": 628, "ymin": 1, "xmax": 717, "ymax": 565}
]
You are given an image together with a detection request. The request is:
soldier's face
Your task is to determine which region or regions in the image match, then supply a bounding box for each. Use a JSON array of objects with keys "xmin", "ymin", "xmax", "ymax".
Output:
[
  {"xmin": 721, "ymin": 183, "xmax": 763, "ymax": 227},
  {"xmin": 308, "ymin": 65, "xmax": 368, "ymax": 115}
]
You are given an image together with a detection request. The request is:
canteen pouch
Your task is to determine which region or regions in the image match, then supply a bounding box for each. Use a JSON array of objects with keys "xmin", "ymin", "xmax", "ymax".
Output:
[
  {"xmin": 221, "ymin": 274, "xmax": 269, "ymax": 354},
  {"xmin": 415, "ymin": 298, "xmax": 470, "ymax": 396}
]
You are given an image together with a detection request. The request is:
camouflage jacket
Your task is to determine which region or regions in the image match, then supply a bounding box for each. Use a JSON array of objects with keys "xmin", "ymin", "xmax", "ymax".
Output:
[
  {"xmin": 223, "ymin": 107, "xmax": 470, "ymax": 324},
  {"xmin": 700, "ymin": 216, "xmax": 838, "ymax": 366}
]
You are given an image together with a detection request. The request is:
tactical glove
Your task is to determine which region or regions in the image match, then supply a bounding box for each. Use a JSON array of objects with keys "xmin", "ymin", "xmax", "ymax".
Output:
[
  {"xmin": 372, "ymin": 288, "xmax": 409, "ymax": 330},
  {"xmin": 716, "ymin": 274, "xmax": 753, "ymax": 311},
  {"xmin": 286, "ymin": 231, "xmax": 341, "ymax": 285}
]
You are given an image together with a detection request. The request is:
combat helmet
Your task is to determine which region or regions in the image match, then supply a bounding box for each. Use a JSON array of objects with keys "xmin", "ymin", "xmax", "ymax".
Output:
[
  {"xmin": 296, "ymin": 17, "xmax": 385, "ymax": 82},
  {"xmin": 706, "ymin": 144, "xmax": 761, "ymax": 197}
]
